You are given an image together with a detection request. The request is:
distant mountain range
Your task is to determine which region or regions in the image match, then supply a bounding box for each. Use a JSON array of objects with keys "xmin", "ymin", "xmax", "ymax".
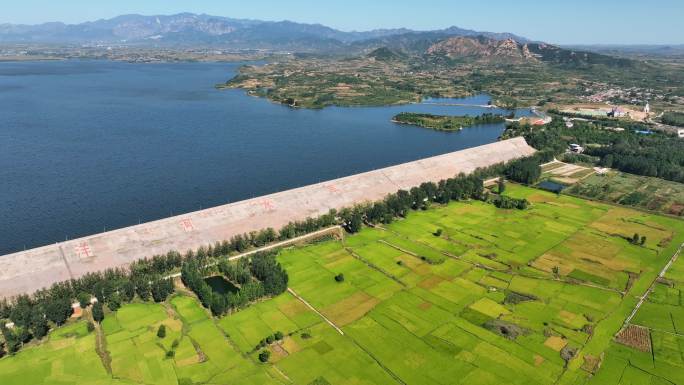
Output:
[
  {"xmin": 0, "ymin": 13, "xmax": 637, "ymax": 68},
  {"xmin": 0, "ymin": 13, "xmax": 529, "ymax": 51}
]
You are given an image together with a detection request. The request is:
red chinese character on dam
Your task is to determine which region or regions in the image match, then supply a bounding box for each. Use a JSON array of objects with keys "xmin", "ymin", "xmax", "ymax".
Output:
[
  {"xmin": 252, "ymin": 199, "xmax": 275, "ymax": 212},
  {"xmin": 139, "ymin": 227, "xmax": 152, "ymax": 235},
  {"xmin": 198, "ymin": 210, "xmax": 213, "ymax": 219},
  {"xmin": 74, "ymin": 242, "xmax": 93, "ymax": 258},
  {"xmin": 324, "ymin": 184, "xmax": 340, "ymax": 194},
  {"xmin": 179, "ymin": 218, "xmax": 195, "ymax": 232}
]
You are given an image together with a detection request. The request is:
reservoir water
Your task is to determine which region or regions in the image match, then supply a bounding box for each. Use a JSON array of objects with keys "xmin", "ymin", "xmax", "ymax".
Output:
[{"xmin": 0, "ymin": 60, "xmax": 530, "ymax": 254}]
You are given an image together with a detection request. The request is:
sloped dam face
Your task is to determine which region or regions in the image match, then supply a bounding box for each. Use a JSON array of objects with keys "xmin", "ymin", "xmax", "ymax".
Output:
[{"xmin": 0, "ymin": 137, "xmax": 536, "ymax": 299}]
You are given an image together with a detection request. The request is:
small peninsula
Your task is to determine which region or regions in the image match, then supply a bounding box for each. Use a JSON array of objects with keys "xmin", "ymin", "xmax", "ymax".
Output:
[{"xmin": 392, "ymin": 112, "xmax": 505, "ymax": 131}]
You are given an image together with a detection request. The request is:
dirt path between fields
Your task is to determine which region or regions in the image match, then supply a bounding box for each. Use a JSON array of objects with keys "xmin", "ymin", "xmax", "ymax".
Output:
[
  {"xmin": 93, "ymin": 316, "xmax": 112, "ymax": 375},
  {"xmin": 287, "ymin": 288, "xmax": 344, "ymax": 335}
]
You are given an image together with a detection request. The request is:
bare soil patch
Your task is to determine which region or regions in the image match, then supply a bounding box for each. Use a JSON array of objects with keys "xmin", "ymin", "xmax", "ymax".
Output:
[
  {"xmin": 581, "ymin": 354, "xmax": 602, "ymax": 374},
  {"xmin": 544, "ymin": 336, "xmax": 568, "ymax": 352},
  {"xmin": 615, "ymin": 325, "xmax": 651, "ymax": 352}
]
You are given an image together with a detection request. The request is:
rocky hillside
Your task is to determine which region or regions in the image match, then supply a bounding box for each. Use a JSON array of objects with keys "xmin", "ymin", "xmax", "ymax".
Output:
[
  {"xmin": 426, "ymin": 36, "xmax": 537, "ymax": 61},
  {"xmin": 426, "ymin": 36, "xmax": 634, "ymax": 67}
]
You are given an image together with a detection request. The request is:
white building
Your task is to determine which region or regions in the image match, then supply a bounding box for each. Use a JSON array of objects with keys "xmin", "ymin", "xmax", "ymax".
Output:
[
  {"xmin": 609, "ymin": 106, "xmax": 627, "ymax": 118},
  {"xmin": 644, "ymin": 102, "xmax": 651, "ymax": 114},
  {"xmin": 678, "ymin": 129, "xmax": 684, "ymax": 139},
  {"xmin": 569, "ymin": 144, "xmax": 584, "ymax": 154}
]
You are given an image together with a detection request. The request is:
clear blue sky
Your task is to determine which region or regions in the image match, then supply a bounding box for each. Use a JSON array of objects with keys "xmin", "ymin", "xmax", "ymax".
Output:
[{"xmin": 2, "ymin": 0, "xmax": 683, "ymax": 45}]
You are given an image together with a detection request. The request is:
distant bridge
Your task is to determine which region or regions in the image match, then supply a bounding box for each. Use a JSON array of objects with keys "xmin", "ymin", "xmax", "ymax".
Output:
[{"xmin": 419, "ymin": 102, "xmax": 498, "ymax": 108}]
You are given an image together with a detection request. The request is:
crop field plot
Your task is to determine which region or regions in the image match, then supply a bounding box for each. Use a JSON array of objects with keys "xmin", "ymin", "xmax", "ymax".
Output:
[
  {"xmin": 0, "ymin": 296, "xmax": 279, "ymax": 385},
  {"xmin": 568, "ymin": 171, "xmax": 684, "ymax": 216},
  {"xmin": 271, "ymin": 322, "xmax": 397, "ymax": 385},
  {"xmin": 2, "ymin": 185, "xmax": 684, "ymax": 385},
  {"xmin": 103, "ymin": 303, "xmax": 182, "ymax": 385},
  {"xmin": 257, "ymin": 185, "xmax": 682, "ymax": 384},
  {"xmin": 277, "ymin": 241, "xmax": 404, "ymax": 324},
  {"xmin": 0, "ymin": 321, "xmax": 112, "ymax": 385},
  {"xmin": 218, "ymin": 292, "xmax": 322, "ymax": 353},
  {"xmin": 102, "ymin": 299, "xmax": 273, "ymax": 385},
  {"xmin": 542, "ymin": 161, "xmax": 596, "ymax": 184},
  {"xmin": 613, "ymin": 245, "xmax": 684, "ymax": 385}
]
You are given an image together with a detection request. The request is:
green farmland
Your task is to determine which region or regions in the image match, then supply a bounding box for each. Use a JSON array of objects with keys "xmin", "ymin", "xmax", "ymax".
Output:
[
  {"xmin": 1, "ymin": 184, "xmax": 683, "ymax": 384},
  {"xmin": 567, "ymin": 171, "xmax": 684, "ymax": 217}
]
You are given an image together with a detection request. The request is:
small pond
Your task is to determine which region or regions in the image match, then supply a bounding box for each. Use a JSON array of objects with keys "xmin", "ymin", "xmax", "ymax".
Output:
[
  {"xmin": 204, "ymin": 276, "xmax": 239, "ymax": 295},
  {"xmin": 537, "ymin": 180, "xmax": 566, "ymax": 193}
]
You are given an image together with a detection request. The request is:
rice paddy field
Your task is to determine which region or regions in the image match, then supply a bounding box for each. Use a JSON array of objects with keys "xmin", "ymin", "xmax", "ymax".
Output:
[{"xmin": 1, "ymin": 184, "xmax": 683, "ymax": 384}]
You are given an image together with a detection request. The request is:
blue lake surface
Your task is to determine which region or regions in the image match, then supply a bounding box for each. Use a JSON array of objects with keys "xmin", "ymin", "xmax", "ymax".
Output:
[{"xmin": 0, "ymin": 60, "xmax": 530, "ymax": 254}]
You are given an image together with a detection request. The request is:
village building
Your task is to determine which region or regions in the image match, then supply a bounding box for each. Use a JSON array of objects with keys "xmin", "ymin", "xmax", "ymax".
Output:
[
  {"xmin": 608, "ymin": 106, "xmax": 627, "ymax": 118},
  {"xmin": 569, "ymin": 144, "xmax": 584, "ymax": 154},
  {"xmin": 594, "ymin": 167, "xmax": 609, "ymax": 175},
  {"xmin": 71, "ymin": 302, "xmax": 83, "ymax": 318}
]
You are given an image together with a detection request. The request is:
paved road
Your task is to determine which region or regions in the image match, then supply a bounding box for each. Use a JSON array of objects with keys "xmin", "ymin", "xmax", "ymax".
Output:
[
  {"xmin": 166, "ymin": 226, "xmax": 343, "ymax": 279},
  {"xmin": 623, "ymin": 241, "xmax": 684, "ymax": 327}
]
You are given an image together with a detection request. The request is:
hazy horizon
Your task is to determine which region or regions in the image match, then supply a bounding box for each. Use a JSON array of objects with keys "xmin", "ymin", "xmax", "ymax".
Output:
[{"xmin": 1, "ymin": 0, "xmax": 683, "ymax": 45}]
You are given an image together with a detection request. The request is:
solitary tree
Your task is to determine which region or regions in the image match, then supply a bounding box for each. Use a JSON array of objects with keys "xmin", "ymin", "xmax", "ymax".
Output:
[
  {"xmin": 552, "ymin": 266, "xmax": 560, "ymax": 278},
  {"xmin": 632, "ymin": 233, "xmax": 640, "ymax": 244},
  {"xmin": 258, "ymin": 350, "xmax": 270, "ymax": 363},
  {"xmin": 157, "ymin": 324, "xmax": 166, "ymax": 338},
  {"xmin": 640, "ymin": 236, "xmax": 647, "ymax": 246},
  {"xmin": 334, "ymin": 273, "xmax": 345, "ymax": 283}
]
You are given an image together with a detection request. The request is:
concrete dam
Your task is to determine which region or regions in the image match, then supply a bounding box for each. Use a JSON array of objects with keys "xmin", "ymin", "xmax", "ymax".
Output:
[{"xmin": 0, "ymin": 137, "xmax": 536, "ymax": 299}]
